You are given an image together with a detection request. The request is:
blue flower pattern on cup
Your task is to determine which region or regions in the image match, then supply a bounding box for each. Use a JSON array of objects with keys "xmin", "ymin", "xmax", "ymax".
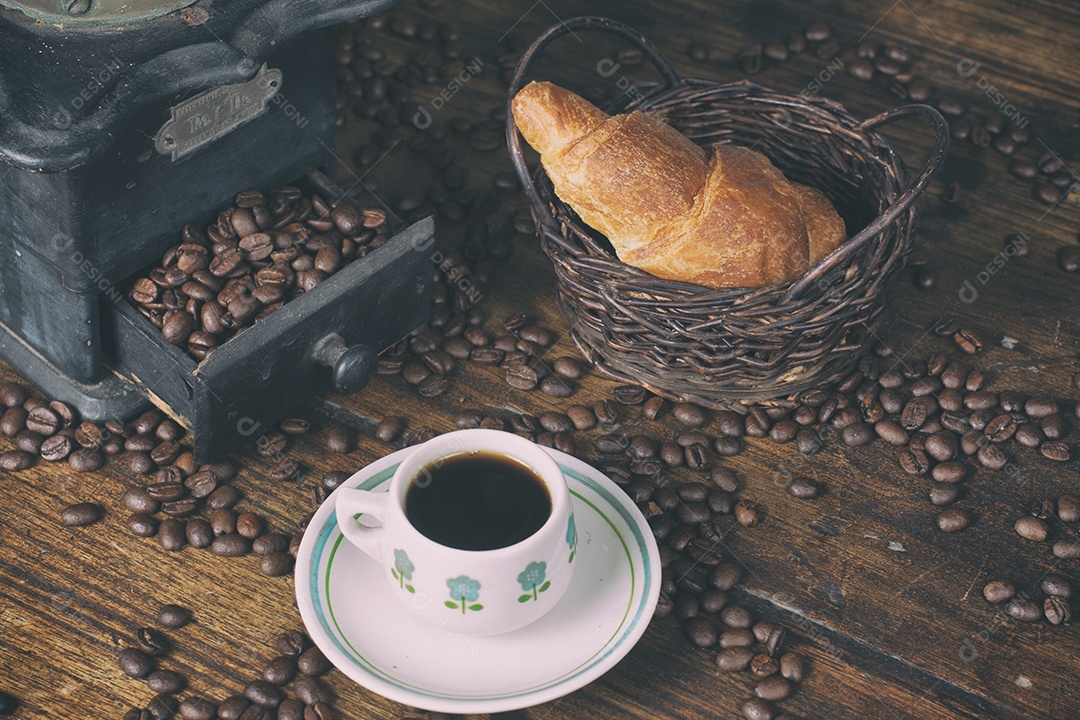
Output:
[
  {"xmin": 566, "ymin": 514, "xmax": 578, "ymax": 563},
  {"xmin": 445, "ymin": 575, "xmax": 483, "ymax": 613},
  {"xmin": 391, "ymin": 548, "xmax": 415, "ymax": 593},
  {"xmin": 517, "ymin": 561, "xmax": 550, "ymax": 603}
]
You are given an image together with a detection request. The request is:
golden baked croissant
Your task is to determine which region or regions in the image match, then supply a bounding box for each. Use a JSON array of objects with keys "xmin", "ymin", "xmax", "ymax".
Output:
[{"xmin": 511, "ymin": 81, "xmax": 847, "ymax": 289}]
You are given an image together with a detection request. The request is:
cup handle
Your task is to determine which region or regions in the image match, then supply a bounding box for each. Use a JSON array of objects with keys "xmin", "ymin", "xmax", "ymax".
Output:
[{"xmin": 334, "ymin": 489, "xmax": 389, "ymax": 560}]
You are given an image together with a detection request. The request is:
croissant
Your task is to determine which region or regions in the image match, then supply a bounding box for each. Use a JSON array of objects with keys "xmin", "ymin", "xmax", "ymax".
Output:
[{"xmin": 511, "ymin": 81, "xmax": 847, "ymax": 289}]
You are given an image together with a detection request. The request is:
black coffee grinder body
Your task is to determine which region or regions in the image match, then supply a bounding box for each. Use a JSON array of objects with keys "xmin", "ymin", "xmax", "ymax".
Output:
[{"xmin": 0, "ymin": 0, "xmax": 433, "ymax": 459}]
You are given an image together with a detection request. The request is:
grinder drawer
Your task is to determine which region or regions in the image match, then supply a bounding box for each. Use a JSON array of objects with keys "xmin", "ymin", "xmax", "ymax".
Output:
[{"xmin": 108, "ymin": 176, "xmax": 433, "ymax": 462}]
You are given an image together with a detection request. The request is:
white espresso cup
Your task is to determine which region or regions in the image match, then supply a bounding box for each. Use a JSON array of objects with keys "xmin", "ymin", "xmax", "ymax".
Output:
[{"xmin": 334, "ymin": 429, "xmax": 578, "ymax": 635}]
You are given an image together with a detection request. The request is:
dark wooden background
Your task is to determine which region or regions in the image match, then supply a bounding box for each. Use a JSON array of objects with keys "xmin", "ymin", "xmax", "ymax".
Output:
[{"xmin": 2, "ymin": 0, "xmax": 1079, "ymax": 718}]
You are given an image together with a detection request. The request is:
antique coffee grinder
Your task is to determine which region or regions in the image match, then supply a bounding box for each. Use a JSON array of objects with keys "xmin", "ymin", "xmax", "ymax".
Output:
[{"xmin": 0, "ymin": 0, "xmax": 433, "ymax": 459}]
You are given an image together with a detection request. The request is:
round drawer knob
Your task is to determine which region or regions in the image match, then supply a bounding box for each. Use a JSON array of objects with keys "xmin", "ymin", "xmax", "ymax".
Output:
[{"xmin": 312, "ymin": 334, "xmax": 376, "ymax": 394}]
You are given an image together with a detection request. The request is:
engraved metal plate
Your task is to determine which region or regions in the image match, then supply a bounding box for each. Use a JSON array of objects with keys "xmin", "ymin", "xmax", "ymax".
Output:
[
  {"xmin": 154, "ymin": 65, "xmax": 282, "ymax": 162},
  {"xmin": 0, "ymin": 0, "xmax": 197, "ymax": 25}
]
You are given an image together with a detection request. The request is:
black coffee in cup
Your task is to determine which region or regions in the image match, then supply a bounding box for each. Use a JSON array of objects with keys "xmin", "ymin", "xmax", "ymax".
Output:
[{"xmin": 405, "ymin": 452, "xmax": 552, "ymax": 551}]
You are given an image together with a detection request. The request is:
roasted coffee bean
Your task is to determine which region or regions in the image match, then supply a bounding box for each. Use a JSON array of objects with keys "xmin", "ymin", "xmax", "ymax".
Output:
[
  {"xmin": 749, "ymin": 652, "xmax": 780, "ymax": 678},
  {"xmin": 841, "ymin": 422, "xmax": 874, "ymax": 447},
  {"xmin": 709, "ymin": 467, "xmax": 738, "ymax": 493},
  {"xmin": 184, "ymin": 519, "xmax": 212, "ymax": 548},
  {"xmin": 275, "ymin": 629, "xmax": 307, "ymax": 657},
  {"xmin": 684, "ymin": 443, "xmax": 709, "ymax": 469},
  {"xmin": 294, "ymin": 676, "xmax": 332, "ymax": 705},
  {"xmin": 60, "ymin": 502, "xmax": 103, "ymax": 527},
  {"xmin": 127, "ymin": 512, "xmax": 159, "ymax": 537},
  {"xmin": 566, "ymin": 404, "xmax": 596, "ymax": 430},
  {"xmin": 296, "ymin": 646, "xmax": 331, "ymax": 676},
  {"xmin": 179, "ymin": 696, "xmax": 216, "ymax": 720},
  {"xmin": 1041, "ymin": 414, "xmax": 1065, "ymax": 440},
  {"xmin": 150, "ymin": 440, "xmax": 181, "ymax": 466},
  {"xmin": 925, "ymin": 432, "xmax": 958, "ymax": 462},
  {"xmin": 769, "ymin": 418, "xmax": 798, "ymax": 444},
  {"xmin": 13, "ymin": 430, "xmax": 43, "ymax": 455},
  {"xmin": 719, "ymin": 628, "xmax": 755, "ymax": 648},
  {"xmin": 375, "ymin": 416, "xmax": 406, "ymax": 442},
  {"xmin": 1058, "ymin": 494, "xmax": 1080, "ymax": 523},
  {"xmin": 259, "ymin": 552, "xmax": 293, "ymax": 578},
  {"xmin": 263, "ymin": 656, "xmax": 297, "ymax": 686},
  {"xmin": 977, "ymin": 444, "xmax": 1008, "ymax": 470},
  {"xmin": 1014, "ymin": 516, "xmax": 1048, "ymax": 542},
  {"xmin": 539, "ymin": 376, "xmax": 572, "ymax": 397},
  {"xmin": 773, "ymin": 652, "xmax": 804, "ymax": 684},
  {"xmin": 1039, "ymin": 574, "xmax": 1072, "ymax": 599},
  {"xmin": 788, "ymin": 477, "xmax": 820, "ymax": 499},
  {"xmin": 929, "ymin": 483, "xmax": 960, "ymax": 506},
  {"xmin": 643, "ymin": 395, "xmax": 665, "ymax": 420},
  {"xmin": 251, "ymin": 533, "xmax": 290, "ymax": 556},
  {"xmin": 593, "ymin": 399, "xmax": 620, "ymax": 425},
  {"xmin": 755, "ymin": 676, "xmax": 791, "ymax": 702},
  {"xmin": 1029, "ymin": 498, "xmax": 1055, "ymax": 519},
  {"xmin": 982, "ymin": 579, "xmax": 1017, "ymax": 604},
  {"xmin": 505, "ymin": 364, "xmax": 538, "ymax": 390},
  {"xmin": 872, "ymin": 420, "xmax": 907, "ymax": 446},
  {"xmin": 595, "ymin": 434, "xmax": 629, "ymax": 454},
  {"xmin": 717, "ymin": 647, "xmax": 754, "ymax": 672},
  {"xmin": 1041, "ymin": 441, "xmax": 1071, "ymax": 462},
  {"xmin": 25, "ymin": 406, "xmax": 60, "ymax": 435},
  {"xmin": 1045, "ymin": 596, "xmax": 1071, "ymax": 625},
  {"xmin": 672, "ymin": 403, "xmax": 706, "ymax": 427},
  {"xmin": 274, "ymin": 699, "xmax": 304, "ymax": 720},
  {"xmin": 734, "ymin": 500, "xmax": 759, "ymax": 527},
  {"xmin": 136, "ymin": 627, "xmax": 169, "ymax": 657},
  {"xmin": 936, "ymin": 508, "xmax": 970, "ymax": 532},
  {"xmin": 537, "ymin": 412, "xmax": 571, "ymax": 434},
  {"xmin": 684, "ymin": 616, "xmax": 718, "ymax": 647},
  {"xmin": 244, "ymin": 680, "xmax": 282, "ymax": 709},
  {"xmin": 158, "ymin": 518, "xmax": 186, "ymax": 551},
  {"xmin": 721, "ymin": 604, "xmax": 753, "ymax": 629},
  {"xmin": 953, "ymin": 329, "xmax": 983, "ymax": 354},
  {"xmin": 217, "ymin": 696, "xmax": 250, "ymax": 720},
  {"xmin": 324, "ymin": 424, "xmax": 355, "ymax": 454},
  {"xmin": 660, "ymin": 441, "xmax": 684, "ymax": 467},
  {"xmin": 1059, "ymin": 245, "xmax": 1080, "ymax": 272},
  {"xmin": 236, "ymin": 512, "xmax": 264, "ymax": 539},
  {"xmin": 212, "ymin": 534, "xmax": 251, "ymax": 556},
  {"xmin": 156, "ymin": 604, "xmax": 191, "ymax": 628},
  {"xmin": 1005, "ymin": 599, "xmax": 1042, "ymax": 622},
  {"xmin": 207, "ymin": 485, "xmax": 240, "ymax": 510},
  {"xmin": 898, "ymin": 448, "xmax": 930, "ymax": 475},
  {"xmin": 1054, "ymin": 540, "xmax": 1080, "ymax": 559},
  {"xmin": 673, "ymin": 595, "xmax": 699, "ymax": 621},
  {"xmin": 147, "ymin": 694, "xmax": 179, "ymax": 720},
  {"xmin": 0, "ymin": 407, "xmax": 27, "ymax": 437},
  {"xmin": 147, "ymin": 669, "xmax": 185, "ymax": 693},
  {"xmin": 794, "ymin": 428, "xmax": 821, "ymax": 455},
  {"xmin": 0, "ymin": 450, "xmax": 33, "ymax": 471},
  {"xmin": 118, "ymin": 647, "xmax": 154, "ymax": 678},
  {"xmin": 613, "ymin": 385, "xmax": 647, "ymax": 405}
]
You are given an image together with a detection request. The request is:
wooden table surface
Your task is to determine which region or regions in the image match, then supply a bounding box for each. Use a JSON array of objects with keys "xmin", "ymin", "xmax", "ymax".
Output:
[{"xmin": 2, "ymin": 0, "xmax": 1079, "ymax": 718}]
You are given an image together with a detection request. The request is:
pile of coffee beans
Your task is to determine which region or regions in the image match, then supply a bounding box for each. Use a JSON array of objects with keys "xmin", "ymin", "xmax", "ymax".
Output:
[
  {"xmin": 983, "ymin": 574, "xmax": 1073, "ymax": 626},
  {"xmin": 120, "ymin": 608, "xmax": 336, "ymax": 720},
  {"xmin": 128, "ymin": 187, "xmax": 390, "ymax": 361},
  {"xmin": 734, "ymin": 19, "xmax": 1075, "ymax": 210},
  {"xmin": 1013, "ymin": 495, "xmax": 1080, "ymax": 561},
  {"xmin": 737, "ymin": 20, "xmax": 841, "ymax": 75}
]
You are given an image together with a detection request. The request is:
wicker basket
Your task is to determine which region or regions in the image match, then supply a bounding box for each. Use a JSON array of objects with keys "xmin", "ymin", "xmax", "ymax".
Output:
[{"xmin": 506, "ymin": 17, "xmax": 949, "ymax": 407}]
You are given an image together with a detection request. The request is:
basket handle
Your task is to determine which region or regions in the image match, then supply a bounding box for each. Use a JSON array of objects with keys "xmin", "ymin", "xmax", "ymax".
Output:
[
  {"xmin": 781, "ymin": 103, "xmax": 950, "ymax": 302},
  {"xmin": 505, "ymin": 17, "xmax": 682, "ymax": 232}
]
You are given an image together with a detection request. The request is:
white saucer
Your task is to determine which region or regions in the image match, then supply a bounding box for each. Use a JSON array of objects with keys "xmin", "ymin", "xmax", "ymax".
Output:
[{"xmin": 295, "ymin": 446, "xmax": 661, "ymax": 714}]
